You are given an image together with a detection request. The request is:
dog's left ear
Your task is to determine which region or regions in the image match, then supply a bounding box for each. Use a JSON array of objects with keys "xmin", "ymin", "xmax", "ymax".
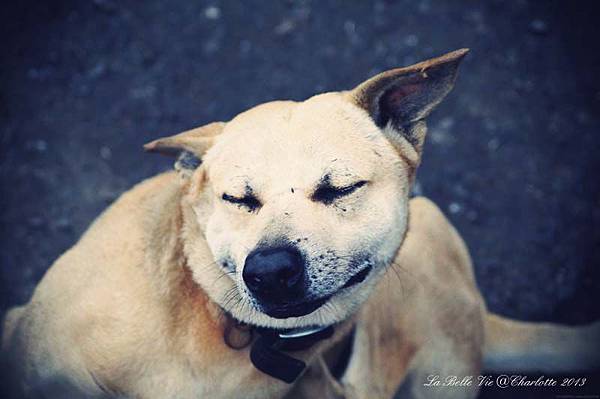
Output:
[
  {"xmin": 350, "ymin": 48, "xmax": 468, "ymax": 149},
  {"xmin": 144, "ymin": 121, "xmax": 225, "ymax": 177}
]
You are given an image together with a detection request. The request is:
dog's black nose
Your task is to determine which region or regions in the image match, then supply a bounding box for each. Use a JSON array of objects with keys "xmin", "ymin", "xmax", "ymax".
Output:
[{"xmin": 243, "ymin": 246, "xmax": 305, "ymax": 303}]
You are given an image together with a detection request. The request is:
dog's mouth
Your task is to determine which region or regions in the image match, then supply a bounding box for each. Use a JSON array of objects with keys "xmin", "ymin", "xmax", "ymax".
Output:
[
  {"xmin": 341, "ymin": 265, "xmax": 372, "ymax": 289},
  {"xmin": 263, "ymin": 296, "xmax": 331, "ymax": 319},
  {"xmin": 261, "ymin": 266, "xmax": 373, "ymax": 319}
]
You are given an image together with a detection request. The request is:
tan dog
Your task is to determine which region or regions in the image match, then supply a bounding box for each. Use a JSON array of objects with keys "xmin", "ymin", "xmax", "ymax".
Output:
[{"xmin": 2, "ymin": 49, "xmax": 599, "ymax": 399}]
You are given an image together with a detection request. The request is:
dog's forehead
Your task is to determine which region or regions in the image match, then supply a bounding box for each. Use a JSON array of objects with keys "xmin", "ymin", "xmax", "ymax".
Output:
[
  {"xmin": 224, "ymin": 93, "xmax": 374, "ymax": 139},
  {"xmin": 205, "ymin": 93, "xmax": 392, "ymax": 191}
]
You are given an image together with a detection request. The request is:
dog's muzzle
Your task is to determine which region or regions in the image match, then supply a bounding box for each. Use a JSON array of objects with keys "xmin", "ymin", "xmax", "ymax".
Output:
[
  {"xmin": 243, "ymin": 245, "xmax": 317, "ymax": 318},
  {"xmin": 242, "ymin": 244, "xmax": 374, "ymax": 319}
]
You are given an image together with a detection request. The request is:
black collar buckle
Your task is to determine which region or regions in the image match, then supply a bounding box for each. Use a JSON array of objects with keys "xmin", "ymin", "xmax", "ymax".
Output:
[{"xmin": 249, "ymin": 325, "xmax": 334, "ymax": 383}]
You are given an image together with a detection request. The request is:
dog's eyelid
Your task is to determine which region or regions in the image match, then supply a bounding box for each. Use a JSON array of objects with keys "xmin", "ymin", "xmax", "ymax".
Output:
[
  {"xmin": 311, "ymin": 180, "xmax": 368, "ymax": 204},
  {"xmin": 221, "ymin": 193, "xmax": 261, "ymax": 210},
  {"xmin": 344, "ymin": 180, "xmax": 368, "ymax": 190},
  {"xmin": 334, "ymin": 180, "xmax": 368, "ymax": 192}
]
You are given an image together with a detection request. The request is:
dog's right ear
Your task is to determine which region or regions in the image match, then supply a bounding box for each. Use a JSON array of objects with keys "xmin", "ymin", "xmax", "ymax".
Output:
[
  {"xmin": 144, "ymin": 121, "xmax": 225, "ymax": 177},
  {"xmin": 349, "ymin": 49, "xmax": 468, "ymax": 151}
]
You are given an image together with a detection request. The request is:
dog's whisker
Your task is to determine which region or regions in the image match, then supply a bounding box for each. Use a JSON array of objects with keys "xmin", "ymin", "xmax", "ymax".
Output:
[
  {"xmin": 390, "ymin": 261, "xmax": 422, "ymax": 303},
  {"xmin": 389, "ymin": 262, "xmax": 405, "ymax": 286},
  {"xmin": 222, "ymin": 291, "xmax": 236, "ymax": 307},
  {"xmin": 222, "ymin": 293, "xmax": 239, "ymax": 311},
  {"xmin": 212, "ymin": 269, "xmax": 236, "ymax": 287},
  {"xmin": 199, "ymin": 260, "xmax": 220, "ymax": 271},
  {"xmin": 230, "ymin": 296, "xmax": 247, "ymax": 320},
  {"xmin": 221, "ymin": 287, "xmax": 240, "ymax": 309}
]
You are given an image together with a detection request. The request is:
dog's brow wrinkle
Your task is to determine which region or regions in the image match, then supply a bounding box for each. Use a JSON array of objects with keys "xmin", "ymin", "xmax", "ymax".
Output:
[
  {"xmin": 243, "ymin": 182, "xmax": 254, "ymax": 195},
  {"xmin": 318, "ymin": 173, "xmax": 331, "ymax": 187}
]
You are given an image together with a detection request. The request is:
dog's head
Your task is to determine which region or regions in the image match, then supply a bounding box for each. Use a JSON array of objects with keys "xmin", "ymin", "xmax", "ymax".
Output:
[{"xmin": 145, "ymin": 49, "xmax": 468, "ymax": 328}]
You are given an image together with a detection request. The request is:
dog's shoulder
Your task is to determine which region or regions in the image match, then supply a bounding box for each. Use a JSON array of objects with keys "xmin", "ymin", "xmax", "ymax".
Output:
[
  {"xmin": 407, "ymin": 196, "xmax": 449, "ymax": 232},
  {"xmin": 403, "ymin": 196, "xmax": 478, "ymax": 290},
  {"xmin": 2, "ymin": 172, "xmax": 189, "ymax": 392}
]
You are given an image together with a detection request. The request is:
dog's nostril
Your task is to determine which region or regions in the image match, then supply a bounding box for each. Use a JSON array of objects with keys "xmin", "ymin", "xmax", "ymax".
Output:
[{"xmin": 242, "ymin": 246, "xmax": 305, "ymax": 303}]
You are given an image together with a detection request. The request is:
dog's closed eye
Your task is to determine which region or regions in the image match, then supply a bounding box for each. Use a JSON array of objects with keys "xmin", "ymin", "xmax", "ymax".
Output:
[
  {"xmin": 222, "ymin": 193, "xmax": 262, "ymax": 212},
  {"xmin": 312, "ymin": 181, "xmax": 367, "ymax": 205}
]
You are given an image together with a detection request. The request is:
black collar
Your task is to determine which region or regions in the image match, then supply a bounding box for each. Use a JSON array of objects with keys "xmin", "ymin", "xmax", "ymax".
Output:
[{"xmin": 249, "ymin": 324, "xmax": 335, "ymax": 383}]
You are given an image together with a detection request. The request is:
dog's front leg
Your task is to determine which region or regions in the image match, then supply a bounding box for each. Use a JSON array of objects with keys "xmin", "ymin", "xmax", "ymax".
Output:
[{"xmin": 337, "ymin": 321, "xmax": 414, "ymax": 399}]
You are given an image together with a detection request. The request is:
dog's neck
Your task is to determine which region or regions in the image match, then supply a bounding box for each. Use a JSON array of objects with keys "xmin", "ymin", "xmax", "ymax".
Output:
[{"xmin": 221, "ymin": 314, "xmax": 339, "ymax": 383}]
